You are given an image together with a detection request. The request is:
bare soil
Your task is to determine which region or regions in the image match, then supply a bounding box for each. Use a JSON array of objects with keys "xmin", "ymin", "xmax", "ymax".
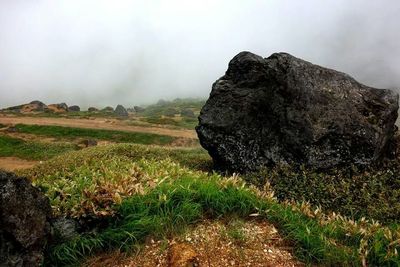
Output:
[
  {"xmin": 0, "ymin": 115, "xmax": 197, "ymax": 139},
  {"xmin": 0, "ymin": 157, "xmax": 38, "ymax": 171},
  {"xmin": 84, "ymin": 220, "xmax": 303, "ymax": 267}
]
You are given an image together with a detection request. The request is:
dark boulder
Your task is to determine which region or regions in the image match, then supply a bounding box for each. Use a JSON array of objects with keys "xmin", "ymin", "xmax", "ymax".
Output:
[
  {"xmin": 88, "ymin": 107, "xmax": 98, "ymax": 112},
  {"xmin": 79, "ymin": 139, "xmax": 98, "ymax": 148},
  {"xmin": 29, "ymin": 101, "xmax": 48, "ymax": 112},
  {"xmin": 51, "ymin": 218, "xmax": 79, "ymax": 242},
  {"xmin": 69, "ymin": 105, "xmax": 80, "ymax": 112},
  {"xmin": 0, "ymin": 171, "xmax": 52, "ymax": 266},
  {"xmin": 196, "ymin": 52, "xmax": 399, "ymax": 172},
  {"xmin": 114, "ymin": 105, "xmax": 128, "ymax": 117},
  {"xmin": 134, "ymin": 106, "xmax": 145, "ymax": 113},
  {"xmin": 102, "ymin": 106, "xmax": 114, "ymax": 112}
]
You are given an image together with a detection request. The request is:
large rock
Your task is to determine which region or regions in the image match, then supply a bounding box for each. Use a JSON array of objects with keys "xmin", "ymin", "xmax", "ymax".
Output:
[
  {"xmin": 69, "ymin": 105, "xmax": 80, "ymax": 112},
  {"xmin": 0, "ymin": 171, "xmax": 52, "ymax": 266},
  {"xmin": 114, "ymin": 104, "xmax": 128, "ymax": 117},
  {"xmin": 134, "ymin": 106, "xmax": 145, "ymax": 113},
  {"xmin": 102, "ymin": 106, "xmax": 114, "ymax": 112},
  {"xmin": 88, "ymin": 107, "xmax": 98, "ymax": 112},
  {"xmin": 3, "ymin": 101, "xmax": 48, "ymax": 113},
  {"xmin": 48, "ymin": 103, "xmax": 68, "ymax": 113},
  {"xmin": 196, "ymin": 52, "xmax": 399, "ymax": 172}
]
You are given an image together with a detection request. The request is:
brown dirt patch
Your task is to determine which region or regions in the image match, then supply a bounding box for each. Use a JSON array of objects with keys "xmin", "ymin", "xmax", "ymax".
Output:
[
  {"xmin": 0, "ymin": 157, "xmax": 38, "ymax": 171},
  {"xmin": 84, "ymin": 220, "xmax": 303, "ymax": 267},
  {"xmin": 0, "ymin": 116, "xmax": 196, "ymax": 139}
]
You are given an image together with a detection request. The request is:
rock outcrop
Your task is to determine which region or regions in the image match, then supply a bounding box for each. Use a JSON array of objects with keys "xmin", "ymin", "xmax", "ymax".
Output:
[
  {"xmin": 48, "ymin": 103, "xmax": 68, "ymax": 113},
  {"xmin": 102, "ymin": 106, "xmax": 114, "ymax": 112},
  {"xmin": 3, "ymin": 101, "xmax": 48, "ymax": 113},
  {"xmin": 114, "ymin": 105, "xmax": 128, "ymax": 117},
  {"xmin": 134, "ymin": 106, "xmax": 145, "ymax": 113},
  {"xmin": 69, "ymin": 105, "xmax": 80, "ymax": 112},
  {"xmin": 196, "ymin": 52, "xmax": 399, "ymax": 172},
  {"xmin": 0, "ymin": 171, "xmax": 52, "ymax": 266},
  {"xmin": 88, "ymin": 107, "xmax": 98, "ymax": 112}
]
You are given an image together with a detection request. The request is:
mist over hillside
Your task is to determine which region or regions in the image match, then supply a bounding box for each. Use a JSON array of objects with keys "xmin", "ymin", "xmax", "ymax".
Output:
[{"xmin": 0, "ymin": 1, "xmax": 399, "ymax": 108}]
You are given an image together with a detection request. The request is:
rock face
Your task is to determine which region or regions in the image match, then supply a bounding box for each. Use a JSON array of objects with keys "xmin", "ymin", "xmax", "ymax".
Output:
[
  {"xmin": 69, "ymin": 105, "xmax": 80, "ymax": 112},
  {"xmin": 196, "ymin": 52, "xmax": 399, "ymax": 172},
  {"xmin": 114, "ymin": 104, "xmax": 128, "ymax": 117},
  {"xmin": 0, "ymin": 171, "xmax": 52, "ymax": 266}
]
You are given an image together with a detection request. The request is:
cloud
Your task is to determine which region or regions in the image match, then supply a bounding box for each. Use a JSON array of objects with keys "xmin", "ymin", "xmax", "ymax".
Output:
[{"xmin": 0, "ymin": 0, "xmax": 399, "ymax": 108}]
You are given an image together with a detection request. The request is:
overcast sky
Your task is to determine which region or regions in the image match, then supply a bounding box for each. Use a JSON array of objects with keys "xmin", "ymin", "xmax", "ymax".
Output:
[{"xmin": 0, "ymin": 0, "xmax": 399, "ymax": 109}]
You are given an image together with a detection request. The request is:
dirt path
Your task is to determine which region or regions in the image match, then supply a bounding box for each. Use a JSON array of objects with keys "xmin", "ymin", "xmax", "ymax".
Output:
[
  {"xmin": 0, "ymin": 116, "xmax": 197, "ymax": 139},
  {"xmin": 0, "ymin": 157, "xmax": 38, "ymax": 171}
]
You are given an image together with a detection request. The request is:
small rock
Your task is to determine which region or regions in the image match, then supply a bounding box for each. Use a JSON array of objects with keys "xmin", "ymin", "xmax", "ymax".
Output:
[
  {"xmin": 5, "ymin": 126, "xmax": 18, "ymax": 133},
  {"xmin": 52, "ymin": 217, "xmax": 79, "ymax": 241},
  {"xmin": 80, "ymin": 139, "xmax": 98, "ymax": 148}
]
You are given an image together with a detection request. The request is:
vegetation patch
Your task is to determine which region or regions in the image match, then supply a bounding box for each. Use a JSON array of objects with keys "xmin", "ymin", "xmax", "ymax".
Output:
[
  {"xmin": 244, "ymin": 165, "xmax": 400, "ymax": 224},
  {"xmin": 140, "ymin": 116, "xmax": 198, "ymax": 129},
  {"xmin": 141, "ymin": 98, "xmax": 205, "ymax": 118},
  {"xmin": 14, "ymin": 124, "xmax": 176, "ymax": 145},
  {"xmin": 18, "ymin": 144, "xmax": 400, "ymax": 266},
  {"xmin": 0, "ymin": 134, "xmax": 77, "ymax": 160}
]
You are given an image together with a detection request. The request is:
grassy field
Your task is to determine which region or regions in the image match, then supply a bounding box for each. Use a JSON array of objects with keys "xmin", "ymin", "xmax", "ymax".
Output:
[
  {"xmin": 2, "ymin": 98, "xmax": 205, "ymax": 130},
  {"xmin": 0, "ymin": 134, "xmax": 77, "ymax": 160},
  {"xmin": 18, "ymin": 144, "xmax": 400, "ymax": 266},
  {"xmin": 3, "ymin": 99, "xmax": 399, "ymax": 265},
  {"xmin": 140, "ymin": 116, "xmax": 198, "ymax": 129},
  {"xmin": 13, "ymin": 124, "xmax": 176, "ymax": 145},
  {"xmin": 141, "ymin": 98, "xmax": 205, "ymax": 117}
]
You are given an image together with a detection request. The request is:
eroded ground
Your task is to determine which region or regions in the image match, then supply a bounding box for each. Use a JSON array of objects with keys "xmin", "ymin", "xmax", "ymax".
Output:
[
  {"xmin": 85, "ymin": 220, "xmax": 303, "ymax": 267},
  {"xmin": 0, "ymin": 157, "xmax": 38, "ymax": 171}
]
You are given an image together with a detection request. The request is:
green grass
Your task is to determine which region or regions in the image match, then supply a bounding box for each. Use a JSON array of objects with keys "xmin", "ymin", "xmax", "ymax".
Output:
[
  {"xmin": 13, "ymin": 124, "xmax": 176, "ymax": 145},
  {"xmin": 140, "ymin": 116, "xmax": 198, "ymax": 129},
  {"xmin": 0, "ymin": 134, "xmax": 77, "ymax": 160},
  {"xmin": 46, "ymin": 175, "xmax": 362, "ymax": 266},
  {"xmin": 19, "ymin": 144, "xmax": 400, "ymax": 266},
  {"xmin": 141, "ymin": 98, "xmax": 204, "ymax": 118},
  {"xmin": 244, "ymin": 166, "xmax": 400, "ymax": 224}
]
